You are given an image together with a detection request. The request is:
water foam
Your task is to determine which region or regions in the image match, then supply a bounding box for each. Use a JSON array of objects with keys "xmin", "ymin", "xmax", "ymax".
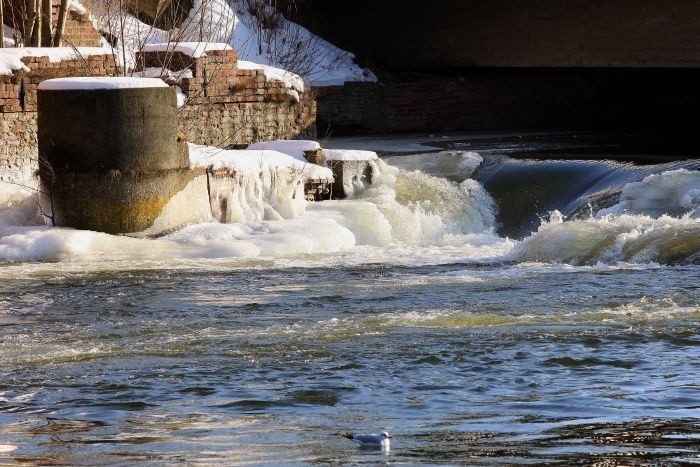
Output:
[
  {"xmin": 2, "ymin": 157, "xmax": 697, "ymax": 267},
  {"xmin": 509, "ymin": 168, "xmax": 700, "ymax": 265},
  {"xmin": 314, "ymin": 159, "xmax": 497, "ymax": 246},
  {"xmin": 512, "ymin": 212, "xmax": 700, "ymax": 265},
  {"xmin": 597, "ymin": 169, "xmax": 700, "ymax": 218}
]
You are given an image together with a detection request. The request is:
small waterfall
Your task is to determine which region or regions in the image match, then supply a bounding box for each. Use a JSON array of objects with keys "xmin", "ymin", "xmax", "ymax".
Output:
[
  {"xmin": 1, "ymin": 143, "xmax": 698, "ymax": 266},
  {"xmin": 510, "ymin": 168, "xmax": 700, "ymax": 265},
  {"xmin": 308, "ymin": 159, "xmax": 498, "ymax": 246},
  {"xmin": 471, "ymin": 156, "xmax": 700, "ymax": 238}
]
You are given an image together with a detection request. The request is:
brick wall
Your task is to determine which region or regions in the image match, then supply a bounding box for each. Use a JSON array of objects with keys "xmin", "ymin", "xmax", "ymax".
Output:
[
  {"xmin": 0, "ymin": 53, "xmax": 117, "ymax": 191},
  {"xmin": 137, "ymin": 49, "xmax": 316, "ymax": 146},
  {"xmin": 315, "ymin": 69, "xmax": 700, "ymax": 135},
  {"xmin": 178, "ymin": 97, "xmax": 316, "ymax": 147},
  {"xmin": 0, "ymin": 112, "xmax": 38, "ymax": 190}
]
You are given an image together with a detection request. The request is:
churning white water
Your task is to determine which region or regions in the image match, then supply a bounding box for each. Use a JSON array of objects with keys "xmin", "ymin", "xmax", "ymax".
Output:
[
  {"xmin": 512, "ymin": 168, "xmax": 700, "ymax": 264},
  {"xmin": 0, "ymin": 152, "xmax": 698, "ymax": 267},
  {"xmin": 0, "ymin": 156, "xmax": 508, "ymax": 265}
]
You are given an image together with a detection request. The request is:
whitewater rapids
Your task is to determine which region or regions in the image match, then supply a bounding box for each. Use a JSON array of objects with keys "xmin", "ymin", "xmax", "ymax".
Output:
[{"xmin": 0, "ymin": 153, "xmax": 699, "ymax": 268}]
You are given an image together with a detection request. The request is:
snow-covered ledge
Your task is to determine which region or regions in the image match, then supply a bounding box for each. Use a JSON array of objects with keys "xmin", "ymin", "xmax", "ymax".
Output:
[
  {"xmin": 0, "ymin": 47, "xmax": 113, "ymax": 76},
  {"xmin": 246, "ymin": 140, "xmax": 378, "ymax": 199},
  {"xmin": 141, "ymin": 42, "xmax": 233, "ymax": 58},
  {"xmin": 38, "ymin": 76, "xmax": 169, "ymax": 90}
]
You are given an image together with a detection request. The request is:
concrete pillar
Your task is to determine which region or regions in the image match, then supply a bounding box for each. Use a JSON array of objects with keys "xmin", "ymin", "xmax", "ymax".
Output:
[{"xmin": 37, "ymin": 77, "xmax": 193, "ymax": 233}]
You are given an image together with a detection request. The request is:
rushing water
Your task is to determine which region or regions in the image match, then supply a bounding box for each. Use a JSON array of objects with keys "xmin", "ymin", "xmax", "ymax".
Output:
[{"xmin": 1, "ymin": 139, "xmax": 699, "ymax": 464}]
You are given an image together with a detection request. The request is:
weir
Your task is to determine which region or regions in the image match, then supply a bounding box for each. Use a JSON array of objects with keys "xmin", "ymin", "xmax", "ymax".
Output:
[{"xmin": 473, "ymin": 157, "xmax": 700, "ymax": 238}]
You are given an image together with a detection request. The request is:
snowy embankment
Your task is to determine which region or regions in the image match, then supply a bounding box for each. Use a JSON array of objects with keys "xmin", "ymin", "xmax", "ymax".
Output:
[
  {"xmin": 230, "ymin": 2, "xmax": 376, "ymax": 86},
  {"xmin": 87, "ymin": 0, "xmax": 375, "ymax": 87}
]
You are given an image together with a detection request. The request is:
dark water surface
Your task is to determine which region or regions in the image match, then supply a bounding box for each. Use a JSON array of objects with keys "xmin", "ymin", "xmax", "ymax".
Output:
[{"xmin": 1, "ymin": 263, "xmax": 699, "ymax": 464}]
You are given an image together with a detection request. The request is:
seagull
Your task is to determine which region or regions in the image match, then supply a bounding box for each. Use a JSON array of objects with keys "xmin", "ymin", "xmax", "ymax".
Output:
[{"xmin": 343, "ymin": 431, "xmax": 392, "ymax": 449}]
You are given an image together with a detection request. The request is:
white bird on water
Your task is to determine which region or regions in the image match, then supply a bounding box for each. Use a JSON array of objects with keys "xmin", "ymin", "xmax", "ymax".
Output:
[{"xmin": 343, "ymin": 431, "xmax": 392, "ymax": 449}]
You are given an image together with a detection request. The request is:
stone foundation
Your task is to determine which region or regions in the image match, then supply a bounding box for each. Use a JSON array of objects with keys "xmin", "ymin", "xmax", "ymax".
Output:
[{"xmin": 327, "ymin": 160, "xmax": 373, "ymax": 199}]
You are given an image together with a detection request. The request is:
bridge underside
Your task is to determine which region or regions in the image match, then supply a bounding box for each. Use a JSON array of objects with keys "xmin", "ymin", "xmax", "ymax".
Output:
[
  {"xmin": 291, "ymin": 0, "xmax": 700, "ymax": 70},
  {"xmin": 289, "ymin": 1, "xmax": 700, "ymax": 137}
]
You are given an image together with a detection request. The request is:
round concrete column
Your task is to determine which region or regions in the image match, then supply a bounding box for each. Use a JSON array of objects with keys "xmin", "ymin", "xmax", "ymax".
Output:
[{"xmin": 37, "ymin": 77, "xmax": 192, "ymax": 233}]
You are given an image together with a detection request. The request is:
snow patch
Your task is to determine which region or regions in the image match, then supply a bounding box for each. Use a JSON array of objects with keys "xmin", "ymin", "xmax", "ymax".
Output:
[
  {"xmin": 38, "ymin": 76, "xmax": 168, "ymax": 90},
  {"xmin": 142, "ymin": 41, "xmax": 232, "ymax": 58},
  {"xmin": 324, "ymin": 149, "xmax": 378, "ymax": 161}
]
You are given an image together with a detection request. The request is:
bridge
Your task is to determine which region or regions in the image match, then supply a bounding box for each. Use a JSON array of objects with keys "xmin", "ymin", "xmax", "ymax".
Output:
[{"xmin": 289, "ymin": 0, "xmax": 700, "ymax": 137}]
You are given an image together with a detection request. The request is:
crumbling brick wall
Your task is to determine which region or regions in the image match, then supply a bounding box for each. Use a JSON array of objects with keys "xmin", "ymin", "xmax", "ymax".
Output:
[
  {"xmin": 58, "ymin": 9, "xmax": 105, "ymax": 47},
  {"xmin": 137, "ymin": 48, "xmax": 316, "ymax": 147}
]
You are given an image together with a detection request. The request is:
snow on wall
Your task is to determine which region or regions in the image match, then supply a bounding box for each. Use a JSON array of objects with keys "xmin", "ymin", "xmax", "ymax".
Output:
[
  {"xmin": 0, "ymin": 47, "xmax": 112, "ymax": 76},
  {"xmin": 237, "ymin": 60, "xmax": 304, "ymax": 92},
  {"xmin": 142, "ymin": 42, "xmax": 233, "ymax": 58},
  {"xmin": 38, "ymin": 76, "xmax": 168, "ymax": 90}
]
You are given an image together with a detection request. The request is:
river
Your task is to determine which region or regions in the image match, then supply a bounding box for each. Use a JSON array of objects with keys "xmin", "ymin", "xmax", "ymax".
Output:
[{"xmin": 1, "ymin": 133, "xmax": 699, "ymax": 464}]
